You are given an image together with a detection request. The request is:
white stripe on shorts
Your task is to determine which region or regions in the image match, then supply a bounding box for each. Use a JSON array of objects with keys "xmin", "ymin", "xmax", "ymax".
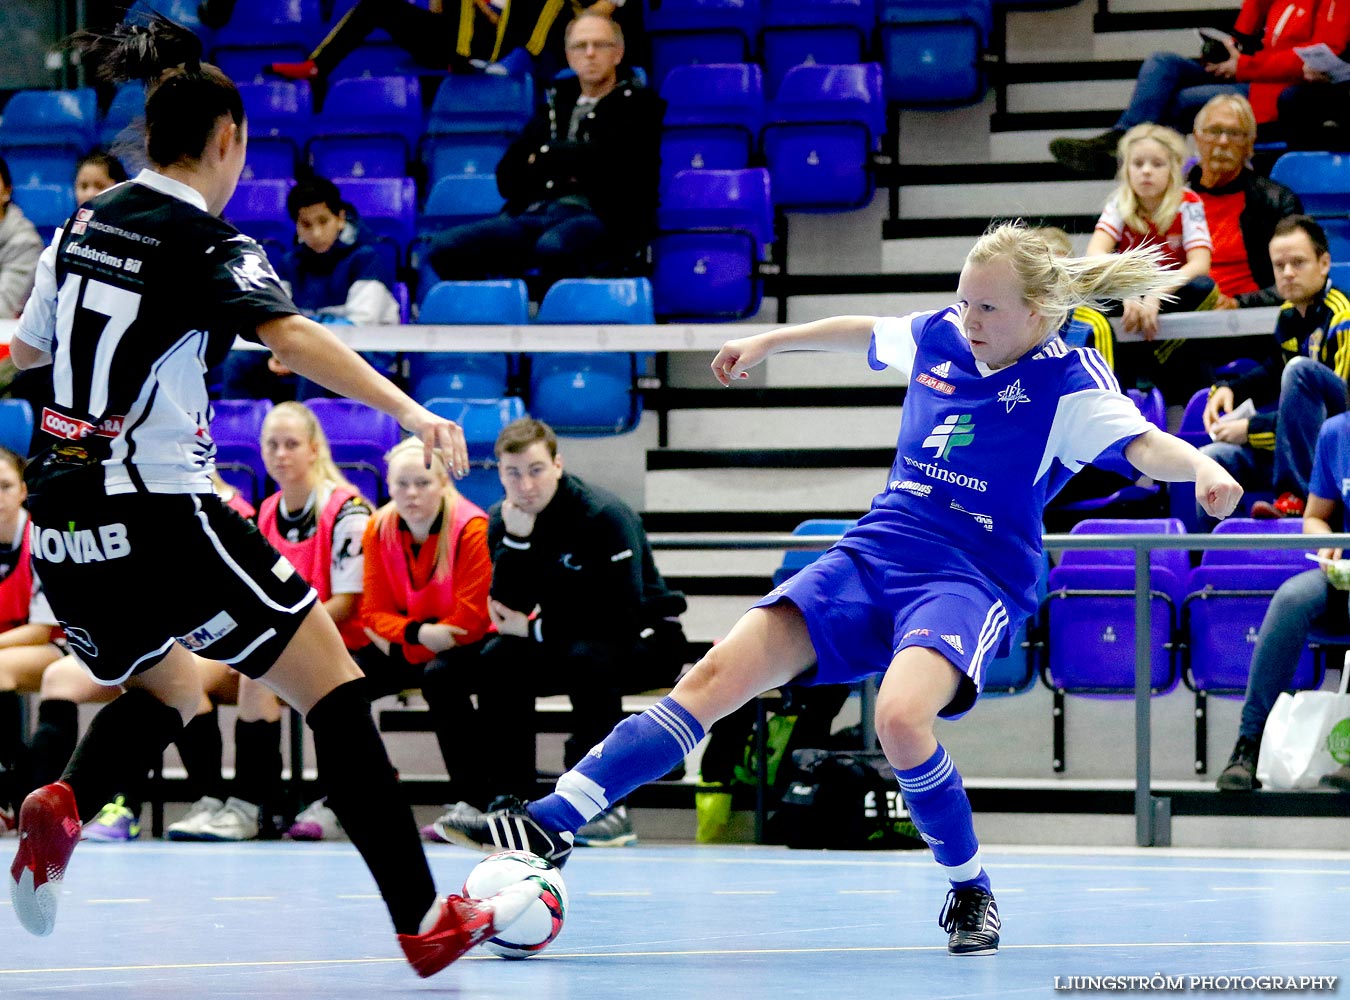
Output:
[{"xmin": 970, "ymin": 601, "xmax": 1009, "ymax": 689}]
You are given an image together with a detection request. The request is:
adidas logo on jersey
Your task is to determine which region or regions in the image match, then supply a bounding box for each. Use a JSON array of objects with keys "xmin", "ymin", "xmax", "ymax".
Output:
[
  {"xmin": 941, "ymin": 634, "xmax": 964, "ymax": 654},
  {"xmin": 930, "ymin": 361, "xmax": 952, "ymax": 378}
]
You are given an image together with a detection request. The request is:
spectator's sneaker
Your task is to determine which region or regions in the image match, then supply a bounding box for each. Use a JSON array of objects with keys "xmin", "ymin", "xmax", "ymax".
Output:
[
  {"xmin": 1321, "ymin": 764, "xmax": 1350, "ymax": 792},
  {"xmin": 165, "ymin": 795, "xmax": 225, "ymax": 841},
  {"xmin": 1048, "ymin": 130, "xmax": 1124, "ymax": 177},
  {"xmin": 397, "ymin": 885, "xmax": 541, "ymax": 978},
  {"xmin": 82, "ymin": 795, "xmax": 141, "ymax": 842},
  {"xmin": 194, "ymin": 796, "xmax": 260, "ymax": 842},
  {"xmin": 433, "ymin": 796, "xmax": 573, "ymax": 868},
  {"xmin": 421, "ymin": 801, "xmax": 483, "ymax": 844},
  {"xmin": 1251, "ymin": 493, "xmax": 1304, "ymax": 519},
  {"xmin": 0, "ymin": 805, "xmax": 16, "ymax": 838},
  {"xmin": 938, "ymin": 887, "xmax": 1001, "ymax": 956},
  {"xmin": 287, "ymin": 798, "xmax": 343, "ymax": 841},
  {"xmin": 9, "ymin": 781, "xmax": 81, "ymax": 936},
  {"xmin": 267, "ymin": 59, "xmax": 319, "ymax": 81},
  {"xmin": 574, "ymin": 804, "xmax": 637, "ymax": 848},
  {"xmin": 1216, "ymin": 736, "xmax": 1262, "ymax": 791}
]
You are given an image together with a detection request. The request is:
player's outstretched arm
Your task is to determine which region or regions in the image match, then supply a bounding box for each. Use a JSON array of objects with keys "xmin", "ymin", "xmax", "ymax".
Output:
[
  {"xmin": 1123, "ymin": 428, "xmax": 1243, "ymax": 519},
  {"xmin": 258, "ymin": 313, "xmax": 469, "ymax": 476},
  {"xmin": 711, "ymin": 315, "xmax": 880, "ymax": 385}
]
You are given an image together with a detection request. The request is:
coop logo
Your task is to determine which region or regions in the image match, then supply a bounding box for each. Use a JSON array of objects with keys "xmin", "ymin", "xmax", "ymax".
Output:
[
  {"xmin": 178, "ymin": 611, "xmax": 238, "ymax": 652},
  {"xmin": 1328, "ymin": 719, "xmax": 1350, "ymax": 766},
  {"xmin": 30, "ymin": 522, "xmax": 131, "ymax": 564},
  {"xmin": 889, "ymin": 479, "xmax": 932, "ymax": 498},
  {"xmin": 40, "ymin": 407, "xmax": 125, "ymax": 440},
  {"xmin": 921, "ymin": 413, "xmax": 975, "ymax": 459}
]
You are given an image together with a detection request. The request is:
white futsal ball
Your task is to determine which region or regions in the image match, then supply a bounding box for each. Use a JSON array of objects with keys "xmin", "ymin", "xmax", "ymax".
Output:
[{"xmin": 462, "ymin": 850, "xmax": 568, "ymax": 959}]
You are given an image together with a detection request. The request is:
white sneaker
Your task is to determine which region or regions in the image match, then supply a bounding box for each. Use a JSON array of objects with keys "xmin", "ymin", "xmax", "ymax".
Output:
[
  {"xmin": 165, "ymin": 796, "xmax": 226, "ymax": 842},
  {"xmin": 421, "ymin": 801, "xmax": 483, "ymax": 844},
  {"xmin": 194, "ymin": 797, "xmax": 260, "ymax": 842},
  {"xmin": 286, "ymin": 798, "xmax": 343, "ymax": 841}
]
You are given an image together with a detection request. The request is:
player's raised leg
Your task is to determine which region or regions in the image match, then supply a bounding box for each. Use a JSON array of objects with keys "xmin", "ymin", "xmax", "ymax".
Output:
[
  {"xmin": 435, "ymin": 602, "xmax": 818, "ymax": 862},
  {"xmin": 876, "ymin": 646, "xmax": 1000, "ymax": 956}
]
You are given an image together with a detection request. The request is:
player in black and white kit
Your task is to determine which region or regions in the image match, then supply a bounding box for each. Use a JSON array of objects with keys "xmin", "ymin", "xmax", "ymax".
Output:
[{"xmin": 4, "ymin": 17, "xmax": 535, "ymax": 978}]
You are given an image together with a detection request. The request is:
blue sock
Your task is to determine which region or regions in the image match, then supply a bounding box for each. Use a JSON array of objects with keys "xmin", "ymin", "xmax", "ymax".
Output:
[
  {"xmin": 895, "ymin": 745, "xmax": 991, "ymax": 893},
  {"xmin": 528, "ymin": 696, "xmax": 705, "ymax": 833}
]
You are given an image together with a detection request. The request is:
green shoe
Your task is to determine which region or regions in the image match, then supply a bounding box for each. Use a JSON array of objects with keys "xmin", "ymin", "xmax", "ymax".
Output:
[{"xmin": 695, "ymin": 783, "xmax": 732, "ymax": 843}]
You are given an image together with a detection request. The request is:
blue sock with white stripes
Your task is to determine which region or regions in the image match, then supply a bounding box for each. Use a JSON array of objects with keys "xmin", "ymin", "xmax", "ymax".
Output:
[
  {"xmin": 527, "ymin": 696, "xmax": 705, "ymax": 833},
  {"xmin": 894, "ymin": 744, "xmax": 990, "ymax": 893}
]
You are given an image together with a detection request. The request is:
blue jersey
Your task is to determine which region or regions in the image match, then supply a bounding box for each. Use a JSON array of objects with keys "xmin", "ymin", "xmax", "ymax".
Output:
[
  {"xmin": 1310, "ymin": 412, "xmax": 1350, "ymax": 532},
  {"xmin": 837, "ymin": 306, "xmax": 1152, "ymax": 619}
]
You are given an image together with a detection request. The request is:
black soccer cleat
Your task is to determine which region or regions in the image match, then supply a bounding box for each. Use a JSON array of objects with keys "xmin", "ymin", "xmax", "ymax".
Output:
[
  {"xmin": 939, "ymin": 887, "xmax": 1000, "ymax": 956},
  {"xmin": 432, "ymin": 795, "xmax": 573, "ymax": 868}
]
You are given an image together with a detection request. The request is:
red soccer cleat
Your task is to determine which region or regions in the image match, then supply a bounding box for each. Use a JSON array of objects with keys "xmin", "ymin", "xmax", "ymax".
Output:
[
  {"xmin": 397, "ymin": 884, "xmax": 540, "ymax": 978},
  {"xmin": 267, "ymin": 59, "xmax": 320, "ymax": 81},
  {"xmin": 1251, "ymin": 492, "xmax": 1305, "ymax": 519},
  {"xmin": 9, "ymin": 781, "xmax": 81, "ymax": 937}
]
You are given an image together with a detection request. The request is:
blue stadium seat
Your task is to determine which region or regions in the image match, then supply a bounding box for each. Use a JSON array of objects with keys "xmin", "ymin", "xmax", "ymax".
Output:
[
  {"xmin": 12, "ymin": 184, "xmax": 74, "ymax": 246},
  {"xmin": 3, "ymin": 150, "xmax": 80, "ymax": 191},
  {"xmin": 659, "ymin": 64, "xmax": 765, "ymax": 193},
  {"xmin": 1331, "ymin": 262, "xmax": 1350, "ymax": 290},
  {"xmin": 211, "ymin": 46, "xmax": 310, "ymax": 85},
  {"xmin": 329, "ymin": 44, "xmax": 417, "ymax": 81},
  {"xmin": 529, "ymin": 278, "xmax": 653, "ymax": 435},
  {"xmin": 425, "ymin": 396, "xmax": 527, "ymax": 460},
  {"xmin": 99, "ymin": 83, "xmax": 145, "ymax": 150},
  {"xmin": 237, "ymin": 80, "xmax": 313, "ymax": 182},
  {"xmin": 421, "ymin": 74, "xmax": 533, "ymax": 184},
  {"xmin": 127, "ymin": 0, "xmax": 208, "ymax": 34},
  {"xmin": 211, "ymin": 398, "xmax": 273, "ymax": 505},
  {"xmin": 1321, "ymin": 218, "xmax": 1350, "ymax": 263},
  {"xmin": 307, "ymin": 76, "xmax": 423, "ymax": 178},
  {"xmin": 212, "ymin": 0, "xmax": 323, "ymax": 49},
  {"xmin": 1269, "ymin": 152, "xmax": 1350, "ymax": 216},
  {"xmin": 645, "ymin": 0, "xmax": 763, "ymax": 89},
  {"xmin": 879, "ymin": 0, "xmax": 992, "ymax": 106},
  {"xmin": 771, "ymin": 517, "xmax": 856, "ymax": 585},
  {"xmin": 761, "ymin": 0, "xmax": 876, "ymax": 97},
  {"xmin": 652, "ymin": 167, "xmax": 775, "ymax": 320},
  {"xmin": 762, "ymin": 62, "xmax": 885, "ymax": 210},
  {"xmin": 333, "ymin": 176, "xmax": 417, "ymax": 262},
  {"xmin": 0, "ymin": 89, "xmax": 98, "ymax": 155},
  {"xmin": 1040, "ymin": 518, "xmax": 1186, "ymax": 770},
  {"xmin": 224, "ymin": 179, "xmax": 296, "ymax": 246},
  {"xmin": 408, "ymin": 280, "xmax": 524, "ymax": 401},
  {"xmin": 410, "ymin": 174, "xmax": 507, "ymax": 278},
  {"xmin": 306, "ymin": 398, "xmax": 401, "ymax": 503},
  {"xmin": 0, "ymin": 399, "xmax": 33, "ymax": 456}
]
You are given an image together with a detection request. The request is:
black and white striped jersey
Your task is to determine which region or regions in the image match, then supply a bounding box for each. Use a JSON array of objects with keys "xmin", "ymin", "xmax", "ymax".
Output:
[{"xmin": 14, "ymin": 169, "xmax": 299, "ymax": 497}]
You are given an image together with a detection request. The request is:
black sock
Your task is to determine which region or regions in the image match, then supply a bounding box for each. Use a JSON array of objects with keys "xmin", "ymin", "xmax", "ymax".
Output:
[
  {"xmin": 0, "ymin": 690, "xmax": 23, "ymax": 809},
  {"xmin": 308, "ymin": 678, "xmax": 435, "ymax": 935},
  {"xmin": 234, "ymin": 718, "xmax": 282, "ymax": 816},
  {"xmin": 28, "ymin": 699, "xmax": 79, "ymax": 792},
  {"xmin": 61, "ymin": 689, "xmax": 184, "ymax": 824},
  {"xmin": 176, "ymin": 708, "xmax": 225, "ymax": 802}
]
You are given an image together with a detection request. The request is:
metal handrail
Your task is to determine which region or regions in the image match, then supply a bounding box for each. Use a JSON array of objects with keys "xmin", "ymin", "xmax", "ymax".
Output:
[{"xmin": 648, "ymin": 531, "xmax": 1350, "ymax": 846}]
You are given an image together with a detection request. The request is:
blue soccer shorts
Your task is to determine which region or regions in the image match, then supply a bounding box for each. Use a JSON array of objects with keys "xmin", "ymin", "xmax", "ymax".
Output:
[{"xmin": 753, "ymin": 545, "xmax": 1015, "ymax": 718}]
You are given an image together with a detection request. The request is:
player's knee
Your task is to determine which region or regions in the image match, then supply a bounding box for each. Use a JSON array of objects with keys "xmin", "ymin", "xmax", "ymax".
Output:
[{"xmin": 873, "ymin": 694, "xmax": 935, "ymax": 763}]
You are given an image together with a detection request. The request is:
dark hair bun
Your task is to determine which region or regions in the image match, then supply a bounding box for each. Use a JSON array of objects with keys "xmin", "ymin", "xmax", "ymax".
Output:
[{"xmin": 74, "ymin": 14, "xmax": 204, "ymax": 85}]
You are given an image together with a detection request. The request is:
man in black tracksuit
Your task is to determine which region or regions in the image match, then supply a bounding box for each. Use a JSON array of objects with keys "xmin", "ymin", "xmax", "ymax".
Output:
[{"xmin": 466, "ymin": 417, "xmax": 686, "ymax": 844}]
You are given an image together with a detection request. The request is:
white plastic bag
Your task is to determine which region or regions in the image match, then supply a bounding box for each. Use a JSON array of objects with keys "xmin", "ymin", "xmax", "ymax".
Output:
[{"xmin": 1256, "ymin": 656, "xmax": 1350, "ymax": 789}]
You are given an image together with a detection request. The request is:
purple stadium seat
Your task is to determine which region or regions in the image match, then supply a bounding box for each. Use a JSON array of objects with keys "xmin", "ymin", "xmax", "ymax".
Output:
[
  {"xmin": 306, "ymin": 398, "xmax": 401, "ymax": 503},
  {"xmin": 762, "ymin": 63, "xmax": 885, "ymax": 210},
  {"xmin": 333, "ymin": 176, "xmax": 417, "ymax": 262},
  {"xmin": 211, "ymin": 398, "xmax": 273, "ymax": 504},
  {"xmin": 659, "ymin": 64, "xmax": 764, "ymax": 193},
  {"xmin": 224, "ymin": 179, "xmax": 297, "ymax": 246},
  {"xmin": 0, "ymin": 89, "xmax": 98, "ymax": 154},
  {"xmin": 879, "ymin": 0, "xmax": 992, "ymax": 107},
  {"xmin": 212, "ymin": 0, "xmax": 323, "ymax": 49},
  {"xmin": 237, "ymin": 80, "xmax": 313, "ymax": 180},
  {"xmin": 307, "ymin": 76, "xmax": 423, "ymax": 178},
  {"xmin": 762, "ymin": 0, "xmax": 876, "ymax": 97},
  {"xmin": 1041, "ymin": 518, "xmax": 1187, "ymax": 770},
  {"xmin": 645, "ymin": 0, "xmax": 763, "ymax": 89},
  {"xmin": 653, "ymin": 168, "xmax": 775, "ymax": 321}
]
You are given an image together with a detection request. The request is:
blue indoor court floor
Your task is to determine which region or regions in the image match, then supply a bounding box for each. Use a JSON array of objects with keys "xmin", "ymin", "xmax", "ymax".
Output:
[{"xmin": 3, "ymin": 842, "xmax": 1349, "ymax": 999}]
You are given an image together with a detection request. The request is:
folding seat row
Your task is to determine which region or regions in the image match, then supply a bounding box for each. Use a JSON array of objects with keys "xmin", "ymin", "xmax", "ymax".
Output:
[
  {"xmin": 1269, "ymin": 153, "xmax": 1350, "ymax": 262},
  {"xmin": 660, "ymin": 62, "xmax": 885, "ymax": 211}
]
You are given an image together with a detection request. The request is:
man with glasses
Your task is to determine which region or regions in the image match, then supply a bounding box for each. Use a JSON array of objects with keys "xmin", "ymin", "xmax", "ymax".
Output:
[
  {"xmin": 1050, "ymin": 0, "xmax": 1350, "ymax": 177},
  {"xmin": 423, "ymin": 12, "xmax": 663, "ymax": 299},
  {"xmin": 1188, "ymin": 94, "xmax": 1303, "ymax": 311}
]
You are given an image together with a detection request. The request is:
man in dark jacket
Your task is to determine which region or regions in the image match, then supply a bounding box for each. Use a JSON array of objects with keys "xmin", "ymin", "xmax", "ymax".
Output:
[
  {"xmin": 1187, "ymin": 95, "xmax": 1304, "ymax": 310},
  {"xmin": 425, "ymin": 12, "xmax": 663, "ymax": 298},
  {"xmin": 426, "ymin": 417, "xmax": 686, "ymax": 847}
]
